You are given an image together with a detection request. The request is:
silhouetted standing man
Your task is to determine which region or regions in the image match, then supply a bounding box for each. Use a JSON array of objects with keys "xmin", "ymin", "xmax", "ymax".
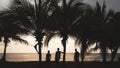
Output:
[
  {"xmin": 74, "ymin": 49, "xmax": 79, "ymax": 63},
  {"xmin": 46, "ymin": 50, "xmax": 51, "ymax": 63},
  {"xmin": 55, "ymin": 48, "xmax": 61, "ymax": 63}
]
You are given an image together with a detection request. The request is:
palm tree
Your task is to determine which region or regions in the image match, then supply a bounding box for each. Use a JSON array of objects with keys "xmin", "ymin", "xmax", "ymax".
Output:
[
  {"xmin": 84, "ymin": 1, "xmax": 120, "ymax": 62},
  {"xmin": 73, "ymin": 1, "xmax": 116, "ymax": 62},
  {"xmin": 89, "ymin": 1, "xmax": 110, "ymax": 62},
  {"xmin": 108, "ymin": 12, "xmax": 120, "ymax": 62},
  {"xmin": 0, "ymin": 11, "xmax": 29, "ymax": 62},
  {"xmin": 92, "ymin": 2, "xmax": 120, "ymax": 62},
  {"xmin": 44, "ymin": 0, "xmax": 87, "ymax": 62},
  {"xmin": 69, "ymin": 1, "xmax": 93, "ymax": 63},
  {"xmin": 72, "ymin": 5, "xmax": 95, "ymax": 62},
  {"xmin": 11, "ymin": 0, "xmax": 57, "ymax": 62}
]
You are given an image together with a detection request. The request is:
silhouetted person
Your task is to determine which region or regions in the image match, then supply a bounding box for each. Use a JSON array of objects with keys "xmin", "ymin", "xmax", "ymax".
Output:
[
  {"xmin": 74, "ymin": 49, "xmax": 79, "ymax": 63},
  {"xmin": 46, "ymin": 50, "xmax": 51, "ymax": 63},
  {"xmin": 55, "ymin": 48, "xmax": 61, "ymax": 63}
]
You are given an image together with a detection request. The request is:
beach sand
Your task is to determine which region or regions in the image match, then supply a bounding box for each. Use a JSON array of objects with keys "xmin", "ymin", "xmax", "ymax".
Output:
[
  {"xmin": 0, "ymin": 53, "xmax": 120, "ymax": 68},
  {"xmin": 0, "ymin": 53, "xmax": 119, "ymax": 62},
  {"xmin": 0, "ymin": 61, "xmax": 120, "ymax": 68}
]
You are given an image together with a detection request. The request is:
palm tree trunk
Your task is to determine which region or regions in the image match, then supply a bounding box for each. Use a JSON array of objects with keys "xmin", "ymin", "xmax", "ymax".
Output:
[
  {"xmin": 1, "ymin": 43, "xmax": 7, "ymax": 62},
  {"xmin": 62, "ymin": 35, "xmax": 67, "ymax": 62},
  {"xmin": 101, "ymin": 46, "xmax": 107, "ymax": 62},
  {"xmin": 81, "ymin": 39, "xmax": 87, "ymax": 63},
  {"xmin": 62, "ymin": 39, "xmax": 66, "ymax": 62},
  {"xmin": 1, "ymin": 36, "xmax": 8, "ymax": 62},
  {"xmin": 38, "ymin": 41, "xmax": 42, "ymax": 62},
  {"xmin": 36, "ymin": 32, "xmax": 44, "ymax": 62},
  {"xmin": 81, "ymin": 49, "xmax": 85, "ymax": 63},
  {"xmin": 111, "ymin": 46, "xmax": 118, "ymax": 62},
  {"xmin": 102, "ymin": 51, "xmax": 106, "ymax": 62}
]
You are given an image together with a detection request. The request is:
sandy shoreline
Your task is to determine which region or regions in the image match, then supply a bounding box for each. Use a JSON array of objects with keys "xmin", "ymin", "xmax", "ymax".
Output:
[{"xmin": 0, "ymin": 53, "xmax": 120, "ymax": 62}]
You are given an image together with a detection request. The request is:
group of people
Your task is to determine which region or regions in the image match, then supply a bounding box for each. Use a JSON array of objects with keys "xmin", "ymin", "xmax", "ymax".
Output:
[{"xmin": 46, "ymin": 48, "xmax": 80, "ymax": 63}]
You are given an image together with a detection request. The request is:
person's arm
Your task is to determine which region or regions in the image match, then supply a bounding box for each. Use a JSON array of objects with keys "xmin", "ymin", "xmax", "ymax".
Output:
[{"xmin": 60, "ymin": 51, "xmax": 64, "ymax": 53}]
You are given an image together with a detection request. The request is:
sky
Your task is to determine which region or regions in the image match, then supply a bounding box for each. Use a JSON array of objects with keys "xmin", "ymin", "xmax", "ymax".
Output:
[
  {"xmin": 0, "ymin": 0, "xmax": 13, "ymax": 11},
  {"xmin": 83, "ymin": 0, "xmax": 120, "ymax": 12},
  {"xmin": 0, "ymin": 0, "xmax": 120, "ymax": 53}
]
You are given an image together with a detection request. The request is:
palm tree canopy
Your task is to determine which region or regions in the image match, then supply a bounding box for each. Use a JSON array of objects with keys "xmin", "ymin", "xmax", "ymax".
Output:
[
  {"xmin": 0, "ymin": 9, "xmax": 29, "ymax": 44},
  {"xmin": 44, "ymin": 0, "xmax": 89, "ymax": 46}
]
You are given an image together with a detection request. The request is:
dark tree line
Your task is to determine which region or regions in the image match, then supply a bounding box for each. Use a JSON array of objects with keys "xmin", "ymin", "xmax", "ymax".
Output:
[{"xmin": 0, "ymin": 0, "xmax": 120, "ymax": 63}]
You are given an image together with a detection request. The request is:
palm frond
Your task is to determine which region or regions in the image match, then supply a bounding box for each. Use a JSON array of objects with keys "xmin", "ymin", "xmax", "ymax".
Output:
[
  {"xmin": 108, "ymin": 9, "xmax": 114, "ymax": 16},
  {"xmin": 12, "ymin": 0, "xmax": 34, "ymax": 16},
  {"xmin": 44, "ymin": 32, "xmax": 60, "ymax": 47},
  {"xmin": 87, "ymin": 40, "xmax": 95, "ymax": 46},
  {"xmin": 101, "ymin": 0, "xmax": 106, "ymax": 17},
  {"xmin": 95, "ymin": 1, "xmax": 101, "ymax": 15},
  {"xmin": 75, "ymin": 37, "xmax": 81, "ymax": 46},
  {"xmin": 68, "ymin": 0, "xmax": 74, "ymax": 7},
  {"xmin": 62, "ymin": 0, "xmax": 67, "ymax": 9},
  {"xmin": 74, "ymin": 2, "xmax": 84, "ymax": 7},
  {"xmin": 10, "ymin": 35, "xmax": 28, "ymax": 45}
]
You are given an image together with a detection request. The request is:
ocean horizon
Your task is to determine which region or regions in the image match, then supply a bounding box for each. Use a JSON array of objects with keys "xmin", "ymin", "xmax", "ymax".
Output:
[{"xmin": 0, "ymin": 53, "xmax": 120, "ymax": 62}]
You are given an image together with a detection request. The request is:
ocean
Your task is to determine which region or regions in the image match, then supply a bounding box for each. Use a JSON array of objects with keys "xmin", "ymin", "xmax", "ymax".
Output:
[{"xmin": 0, "ymin": 53, "xmax": 120, "ymax": 62}]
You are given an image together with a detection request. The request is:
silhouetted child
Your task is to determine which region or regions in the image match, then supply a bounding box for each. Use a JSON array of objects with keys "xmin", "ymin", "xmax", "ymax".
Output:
[
  {"xmin": 46, "ymin": 50, "xmax": 51, "ymax": 62},
  {"xmin": 55, "ymin": 48, "xmax": 61, "ymax": 63},
  {"xmin": 74, "ymin": 49, "xmax": 79, "ymax": 63}
]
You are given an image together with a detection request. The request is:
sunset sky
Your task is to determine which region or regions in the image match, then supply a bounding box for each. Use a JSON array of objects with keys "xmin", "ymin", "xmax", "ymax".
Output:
[{"xmin": 0, "ymin": 0, "xmax": 120, "ymax": 53}]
